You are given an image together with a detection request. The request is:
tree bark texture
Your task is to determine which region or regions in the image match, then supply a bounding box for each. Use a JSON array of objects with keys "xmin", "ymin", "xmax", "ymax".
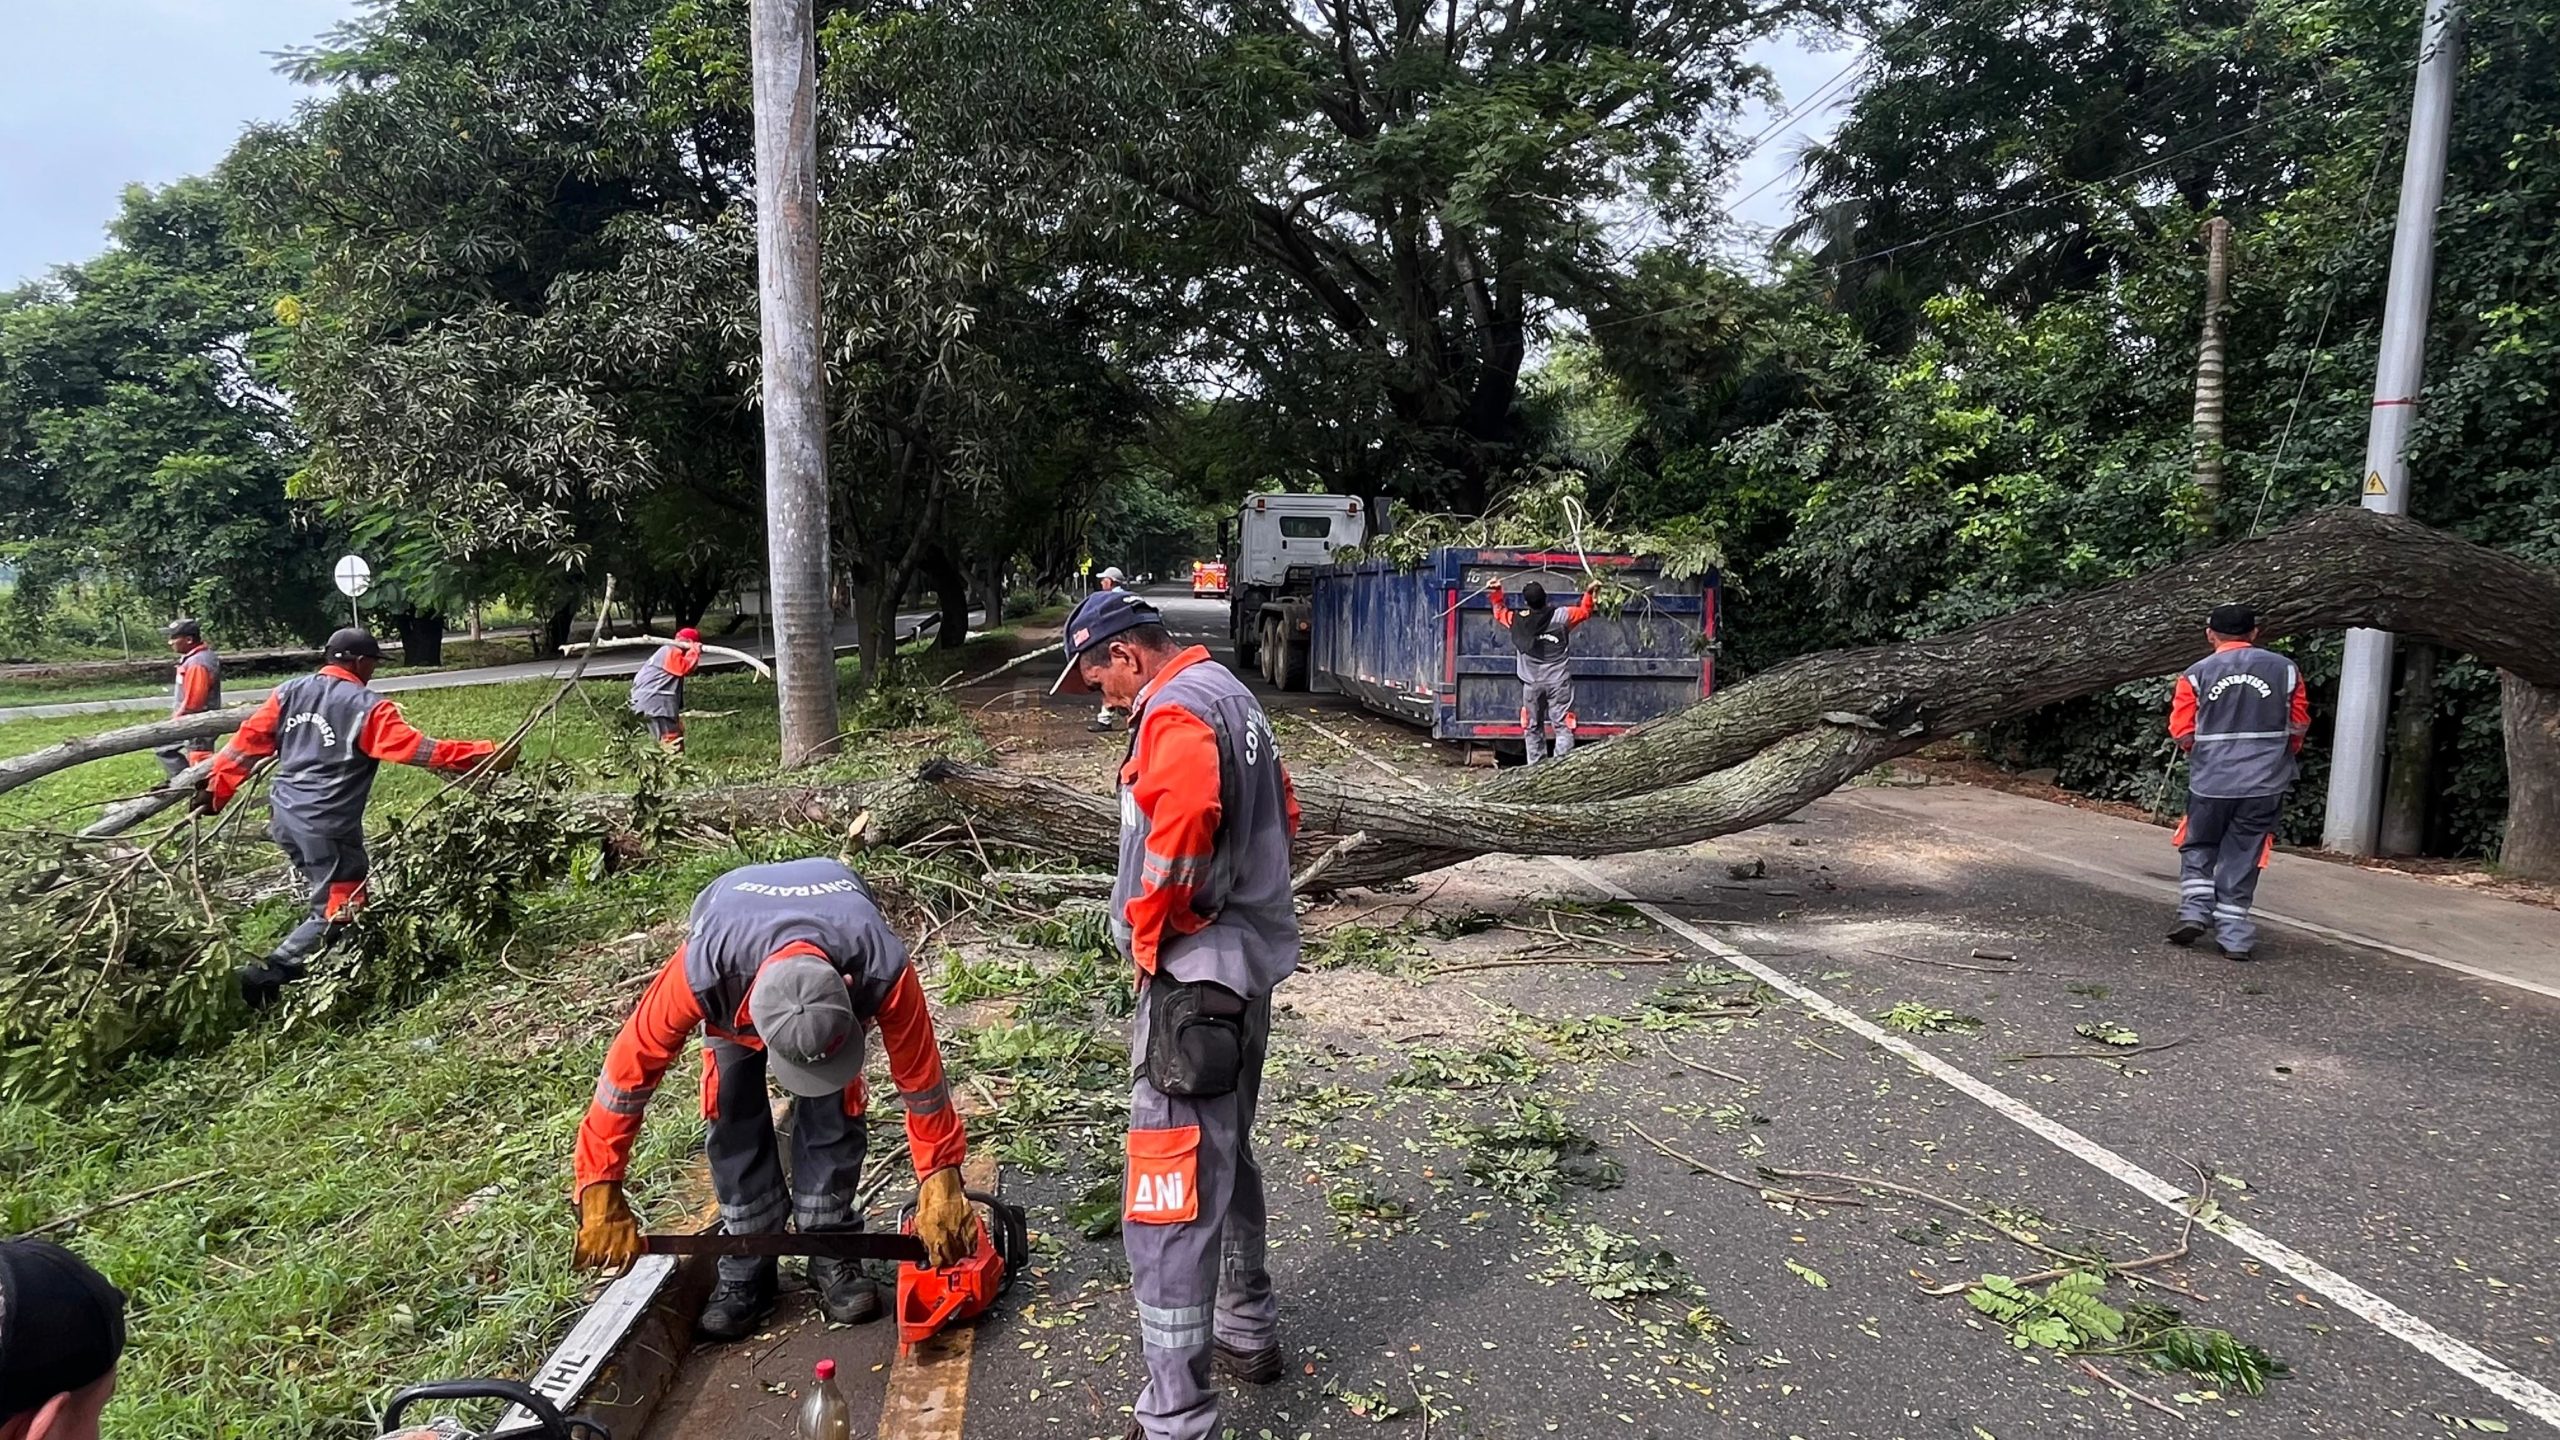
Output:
[
  {"xmin": 2499, "ymin": 671, "xmax": 2560, "ymax": 883},
  {"xmin": 2379, "ymin": 641, "xmax": 2437, "ymax": 856},
  {"xmin": 2190, "ymin": 216, "xmax": 2233, "ymax": 515},
  {"xmin": 874, "ymin": 509, "xmax": 2560, "ymax": 889},
  {"xmin": 751, "ymin": 0, "xmax": 843, "ymax": 765},
  {"xmin": 0, "ymin": 709, "xmax": 250, "ymax": 797}
]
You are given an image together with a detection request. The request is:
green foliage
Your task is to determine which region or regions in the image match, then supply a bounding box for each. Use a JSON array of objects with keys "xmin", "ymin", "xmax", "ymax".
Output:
[
  {"xmin": 1341, "ymin": 471, "xmax": 1724, "ymax": 596},
  {"xmin": 1966, "ymin": 1274, "xmax": 2287, "ymax": 1394},
  {"xmin": 1555, "ymin": 1224, "xmax": 1691, "ymax": 1303},
  {"xmin": 1303, "ymin": 922, "xmax": 1427, "ymax": 976},
  {"xmin": 1878, "ymin": 1001, "xmax": 1978, "ymax": 1034},
  {"xmin": 2075, "ymin": 1020, "xmax": 2141, "ymax": 1048},
  {"xmin": 1393, "ymin": 1038, "xmax": 1542, "ymax": 1090},
  {"xmin": 1458, "ymin": 1097, "xmax": 1623, "ymax": 1207}
]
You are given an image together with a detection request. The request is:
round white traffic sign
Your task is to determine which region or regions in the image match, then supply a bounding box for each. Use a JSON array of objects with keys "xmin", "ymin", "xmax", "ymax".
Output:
[{"xmin": 333, "ymin": 554, "xmax": 373, "ymax": 599}]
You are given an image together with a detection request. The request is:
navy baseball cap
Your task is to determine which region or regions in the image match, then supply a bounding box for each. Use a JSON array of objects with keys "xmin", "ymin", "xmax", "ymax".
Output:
[{"xmin": 1051, "ymin": 589, "xmax": 1162, "ymax": 695}]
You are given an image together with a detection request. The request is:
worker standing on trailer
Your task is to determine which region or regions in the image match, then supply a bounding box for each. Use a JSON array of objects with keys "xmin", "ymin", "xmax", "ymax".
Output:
[
  {"xmin": 155, "ymin": 618, "xmax": 223, "ymax": 778},
  {"xmin": 198, "ymin": 628, "xmax": 513, "ymax": 1008},
  {"xmin": 569, "ymin": 857, "xmax": 978, "ymax": 1341},
  {"xmin": 0, "ymin": 1238, "xmax": 127, "ymax": 1440},
  {"xmin": 1488, "ymin": 578, "xmax": 1595, "ymax": 765},
  {"xmin": 2167, "ymin": 603, "xmax": 2310, "ymax": 963},
  {"xmin": 627, "ymin": 626, "xmax": 704, "ymax": 751},
  {"xmin": 1053, "ymin": 588, "xmax": 1299, "ymax": 1440}
]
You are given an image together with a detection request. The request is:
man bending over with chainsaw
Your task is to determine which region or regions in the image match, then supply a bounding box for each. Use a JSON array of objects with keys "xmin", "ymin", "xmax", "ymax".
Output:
[
  {"xmin": 570, "ymin": 857, "xmax": 975, "ymax": 1340},
  {"xmin": 1053, "ymin": 589, "xmax": 1300, "ymax": 1440}
]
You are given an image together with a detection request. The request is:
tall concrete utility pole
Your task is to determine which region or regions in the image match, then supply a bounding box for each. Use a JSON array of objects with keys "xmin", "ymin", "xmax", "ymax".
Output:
[
  {"xmin": 750, "ymin": 0, "xmax": 841, "ymax": 766},
  {"xmin": 2322, "ymin": 0, "xmax": 2461, "ymax": 855},
  {"xmin": 2190, "ymin": 216, "xmax": 2234, "ymax": 518}
]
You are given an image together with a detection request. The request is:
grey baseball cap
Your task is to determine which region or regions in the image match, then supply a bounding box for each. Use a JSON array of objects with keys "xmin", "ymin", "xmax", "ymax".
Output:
[{"xmin": 747, "ymin": 954, "xmax": 866, "ymax": 1097}]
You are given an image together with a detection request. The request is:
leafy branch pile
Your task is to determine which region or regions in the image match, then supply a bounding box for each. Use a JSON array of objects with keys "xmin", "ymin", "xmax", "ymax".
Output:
[
  {"xmin": 1339, "ymin": 471, "xmax": 1722, "ymax": 609},
  {"xmin": 1966, "ymin": 1271, "xmax": 2288, "ymax": 1395},
  {"xmin": 0, "ymin": 772, "xmax": 599, "ymax": 1103}
]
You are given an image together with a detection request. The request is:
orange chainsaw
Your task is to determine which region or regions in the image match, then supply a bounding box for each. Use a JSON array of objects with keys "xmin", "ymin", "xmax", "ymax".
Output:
[{"xmin": 892, "ymin": 1188, "xmax": 1028, "ymax": 1351}]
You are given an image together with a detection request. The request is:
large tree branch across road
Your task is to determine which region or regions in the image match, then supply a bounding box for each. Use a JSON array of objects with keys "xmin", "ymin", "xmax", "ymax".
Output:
[{"xmin": 866, "ymin": 508, "xmax": 2560, "ymax": 889}]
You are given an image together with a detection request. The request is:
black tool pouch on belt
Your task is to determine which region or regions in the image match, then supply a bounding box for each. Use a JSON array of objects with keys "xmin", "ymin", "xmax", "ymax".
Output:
[{"xmin": 1144, "ymin": 975, "xmax": 1248, "ymax": 1097}]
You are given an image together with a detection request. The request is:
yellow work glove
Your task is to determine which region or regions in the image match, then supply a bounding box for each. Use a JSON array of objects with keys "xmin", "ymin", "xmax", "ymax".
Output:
[
  {"xmin": 913, "ymin": 1167, "xmax": 975, "ymax": 1268},
  {"xmin": 573, "ymin": 1181, "xmax": 642, "ymax": 1270},
  {"xmin": 482, "ymin": 741, "xmax": 521, "ymax": 776}
]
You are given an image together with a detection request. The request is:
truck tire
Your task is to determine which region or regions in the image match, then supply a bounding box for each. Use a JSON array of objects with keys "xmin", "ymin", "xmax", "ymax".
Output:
[
  {"xmin": 1258, "ymin": 619, "xmax": 1281, "ymax": 685},
  {"xmin": 1232, "ymin": 591, "xmax": 1262, "ymax": 669},
  {"xmin": 1271, "ymin": 632, "xmax": 1305, "ymax": 692}
]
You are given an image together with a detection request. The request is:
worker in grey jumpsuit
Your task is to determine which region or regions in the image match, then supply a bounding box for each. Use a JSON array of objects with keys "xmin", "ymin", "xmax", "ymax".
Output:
[
  {"xmin": 1052, "ymin": 587, "xmax": 1300, "ymax": 1440},
  {"xmin": 2167, "ymin": 602, "xmax": 2311, "ymax": 962},
  {"xmin": 1489, "ymin": 579, "xmax": 1596, "ymax": 764}
]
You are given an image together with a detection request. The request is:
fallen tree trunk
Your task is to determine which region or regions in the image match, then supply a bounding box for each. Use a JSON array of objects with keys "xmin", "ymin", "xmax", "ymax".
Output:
[
  {"xmin": 0, "ymin": 708, "xmax": 250, "ymax": 797},
  {"xmin": 864, "ymin": 509, "xmax": 2560, "ymax": 889}
]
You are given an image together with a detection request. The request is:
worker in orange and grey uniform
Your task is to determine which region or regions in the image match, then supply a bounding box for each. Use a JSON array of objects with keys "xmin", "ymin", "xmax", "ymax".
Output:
[
  {"xmin": 155, "ymin": 618, "xmax": 223, "ymax": 778},
  {"xmin": 1089, "ymin": 567, "xmax": 1129, "ymax": 732},
  {"xmin": 1051, "ymin": 588, "xmax": 1300, "ymax": 1440},
  {"xmin": 199, "ymin": 628, "xmax": 511, "ymax": 1007},
  {"xmin": 2167, "ymin": 603, "xmax": 2310, "ymax": 963},
  {"xmin": 627, "ymin": 626, "xmax": 703, "ymax": 750},
  {"xmin": 1488, "ymin": 578, "xmax": 1595, "ymax": 765},
  {"xmin": 568, "ymin": 858, "xmax": 977, "ymax": 1341}
]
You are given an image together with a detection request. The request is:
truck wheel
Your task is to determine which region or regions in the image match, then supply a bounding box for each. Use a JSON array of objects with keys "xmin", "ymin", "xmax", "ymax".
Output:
[
  {"xmin": 1272, "ymin": 634, "xmax": 1305, "ymax": 692},
  {"xmin": 1258, "ymin": 620, "xmax": 1281, "ymax": 684},
  {"xmin": 1234, "ymin": 604, "xmax": 1260, "ymax": 669}
]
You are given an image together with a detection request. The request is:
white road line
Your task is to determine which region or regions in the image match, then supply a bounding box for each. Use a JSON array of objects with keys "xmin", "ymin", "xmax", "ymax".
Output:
[
  {"xmin": 1298, "ymin": 719, "xmax": 2560, "ymax": 1430},
  {"xmin": 1835, "ymin": 793, "xmax": 2560, "ymax": 1005}
]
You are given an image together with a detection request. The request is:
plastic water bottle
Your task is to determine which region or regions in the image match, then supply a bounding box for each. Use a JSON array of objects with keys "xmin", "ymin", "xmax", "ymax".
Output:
[{"xmin": 798, "ymin": 1358, "xmax": 851, "ymax": 1440}]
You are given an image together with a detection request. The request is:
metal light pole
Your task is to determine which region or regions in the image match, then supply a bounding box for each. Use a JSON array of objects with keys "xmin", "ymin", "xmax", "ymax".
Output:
[
  {"xmin": 2322, "ymin": 0, "xmax": 2462, "ymax": 855},
  {"xmin": 750, "ymin": 0, "xmax": 842, "ymax": 766}
]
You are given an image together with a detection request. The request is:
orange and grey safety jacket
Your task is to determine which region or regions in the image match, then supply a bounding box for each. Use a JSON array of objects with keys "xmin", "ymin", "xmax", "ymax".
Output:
[
  {"xmin": 1490, "ymin": 586, "xmax": 1595, "ymax": 688},
  {"xmin": 573, "ymin": 858, "xmax": 966, "ymax": 1192},
  {"xmin": 628, "ymin": 640, "xmax": 700, "ymax": 719},
  {"xmin": 2171, "ymin": 641, "xmax": 2310, "ymax": 799},
  {"xmin": 204, "ymin": 666, "xmax": 497, "ymax": 835},
  {"xmin": 1111, "ymin": 646, "xmax": 1302, "ymax": 999},
  {"xmin": 171, "ymin": 643, "xmax": 222, "ymax": 717}
]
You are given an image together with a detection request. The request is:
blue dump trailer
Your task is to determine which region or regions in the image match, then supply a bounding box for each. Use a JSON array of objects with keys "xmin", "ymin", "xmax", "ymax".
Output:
[{"xmin": 1301, "ymin": 548, "xmax": 1720, "ymax": 748}]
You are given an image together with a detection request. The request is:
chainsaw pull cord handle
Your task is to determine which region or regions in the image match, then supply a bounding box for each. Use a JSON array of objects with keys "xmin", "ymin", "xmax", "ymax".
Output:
[{"xmin": 380, "ymin": 1378, "xmax": 603, "ymax": 1439}]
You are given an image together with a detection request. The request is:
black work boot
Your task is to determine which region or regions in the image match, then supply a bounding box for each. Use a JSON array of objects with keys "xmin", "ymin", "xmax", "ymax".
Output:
[
  {"xmin": 2167, "ymin": 919, "xmax": 2208, "ymax": 947},
  {"xmin": 807, "ymin": 1256, "xmax": 884, "ymax": 1325},
  {"xmin": 234, "ymin": 956, "xmax": 309, "ymax": 1010},
  {"xmin": 696, "ymin": 1265, "xmax": 778, "ymax": 1342},
  {"xmin": 1214, "ymin": 1339, "xmax": 1285, "ymax": 1384}
]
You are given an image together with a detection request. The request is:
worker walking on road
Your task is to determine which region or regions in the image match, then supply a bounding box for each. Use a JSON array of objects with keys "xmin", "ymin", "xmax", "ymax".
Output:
[
  {"xmin": 569, "ymin": 858, "xmax": 978, "ymax": 1341},
  {"xmin": 1054, "ymin": 589, "xmax": 1300, "ymax": 1440},
  {"xmin": 155, "ymin": 618, "xmax": 223, "ymax": 778},
  {"xmin": 1090, "ymin": 567, "xmax": 1130, "ymax": 732},
  {"xmin": 2168, "ymin": 603, "xmax": 2310, "ymax": 962},
  {"xmin": 199, "ymin": 628, "xmax": 512, "ymax": 1007},
  {"xmin": 1489, "ymin": 578, "xmax": 1595, "ymax": 765},
  {"xmin": 628, "ymin": 626, "xmax": 703, "ymax": 751}
]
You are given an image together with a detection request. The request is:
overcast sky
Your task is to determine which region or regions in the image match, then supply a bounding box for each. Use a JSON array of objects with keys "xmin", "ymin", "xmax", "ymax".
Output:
[{"xmin": 0, "ymin": 2, "xmax": 1850, "ymax": 290}]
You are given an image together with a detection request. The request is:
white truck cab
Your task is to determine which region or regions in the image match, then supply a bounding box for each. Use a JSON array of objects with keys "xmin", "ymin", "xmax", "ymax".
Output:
[{"xmin": 1223, "ymin": 492, "xmax": 1376, "ymax": 682}]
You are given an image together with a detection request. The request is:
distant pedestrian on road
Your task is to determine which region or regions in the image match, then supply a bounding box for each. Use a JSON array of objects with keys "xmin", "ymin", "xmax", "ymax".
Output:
[
  {"xmin": 0, "ymin": 1238, "xmax": 125, "ymax": 1440},
  {"xmin": 155, "ymin": 618, "xmax": 222, "ymax": 778},
  {"xmin": 1489, "ymin": 578, "xmax": 1595, "ymax": 765},
  {"xmin": 1054, "ymin": 588, "xmax": 1300, "ymax": 1440},
  {"xmin": 1089, "ymin": 567, "xmax": 1131, "ymax": 732},
  {"xmin": 2168, "ymin": 602, "xmax": 2310, "ymax": 962},
  {"xmin": 199, "ymin": 628, "xmax": 514, "ymax": 1007},
  {"xmin": 628, "ymin": 626, "xmax": 704, "ymax": 751}
]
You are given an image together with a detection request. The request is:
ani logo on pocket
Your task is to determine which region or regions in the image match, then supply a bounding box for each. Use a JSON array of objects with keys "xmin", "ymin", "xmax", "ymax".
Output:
[{"xmin": 1124, "ymin": 1124, "xmax": 1202, "ymax": 1224}]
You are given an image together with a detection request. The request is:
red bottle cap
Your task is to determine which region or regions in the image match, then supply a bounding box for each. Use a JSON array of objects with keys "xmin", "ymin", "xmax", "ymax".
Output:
[{"xmin": 814, "ymin": 1359, "xmax": 836, "ymax": 1382}]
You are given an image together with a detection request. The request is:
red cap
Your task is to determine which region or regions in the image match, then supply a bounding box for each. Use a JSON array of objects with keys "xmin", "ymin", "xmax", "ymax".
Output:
[
  {"xmin": 814, "ymin": 1359, "xmax": 836, "ymax": 1382},
  {"xmin": 675, "ymin": 627, "xmax": 701, "ymax": 643}
]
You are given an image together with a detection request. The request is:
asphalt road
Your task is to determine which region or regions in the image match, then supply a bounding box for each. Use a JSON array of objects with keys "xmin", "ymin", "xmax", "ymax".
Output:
[{"xmin": 635, "ymin": 584, "xmax": 2560, "ymax": 1439}]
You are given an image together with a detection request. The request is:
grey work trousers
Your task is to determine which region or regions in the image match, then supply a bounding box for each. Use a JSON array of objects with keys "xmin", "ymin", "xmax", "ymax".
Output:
[
  {"xmin": 2177, "ymin": 792, "xmax": 2282, "ymax": 954},
  {"xmin": 268, "ymin": 823, "xmax": 370, "ymax": 964},
  {"xmin": 1124, "ymin": 993, "xmax": 1277, "ymax": 1440},
  {"xmin": 1521, "ymin": 679, "xmax": 1576, "ymax": 765},
  {"xmin": 703, "ymin": 1037, "xmax": 869, "ymax": 1286}
]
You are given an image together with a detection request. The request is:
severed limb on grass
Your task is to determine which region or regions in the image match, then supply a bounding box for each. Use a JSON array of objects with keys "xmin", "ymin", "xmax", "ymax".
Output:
[{"xmin": 559, "ymin": 634, "xmax": 773, "ymax": 680}]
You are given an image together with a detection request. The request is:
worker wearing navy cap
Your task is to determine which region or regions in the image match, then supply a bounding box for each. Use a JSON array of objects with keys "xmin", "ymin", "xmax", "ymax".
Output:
[
  {"xmin": 2167, "ymin": 602, "xmax": 2310, "ymax": 962},
  {"xmin": 1053, "ymin": 588, "xmax": 1301, "ymax": 1440}
]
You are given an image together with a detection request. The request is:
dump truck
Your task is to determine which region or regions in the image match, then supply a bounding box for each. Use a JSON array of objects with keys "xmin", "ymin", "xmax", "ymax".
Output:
[{"xmin": 1224, "ymin": 491, "xmax": 1720, "ymax": 752}]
